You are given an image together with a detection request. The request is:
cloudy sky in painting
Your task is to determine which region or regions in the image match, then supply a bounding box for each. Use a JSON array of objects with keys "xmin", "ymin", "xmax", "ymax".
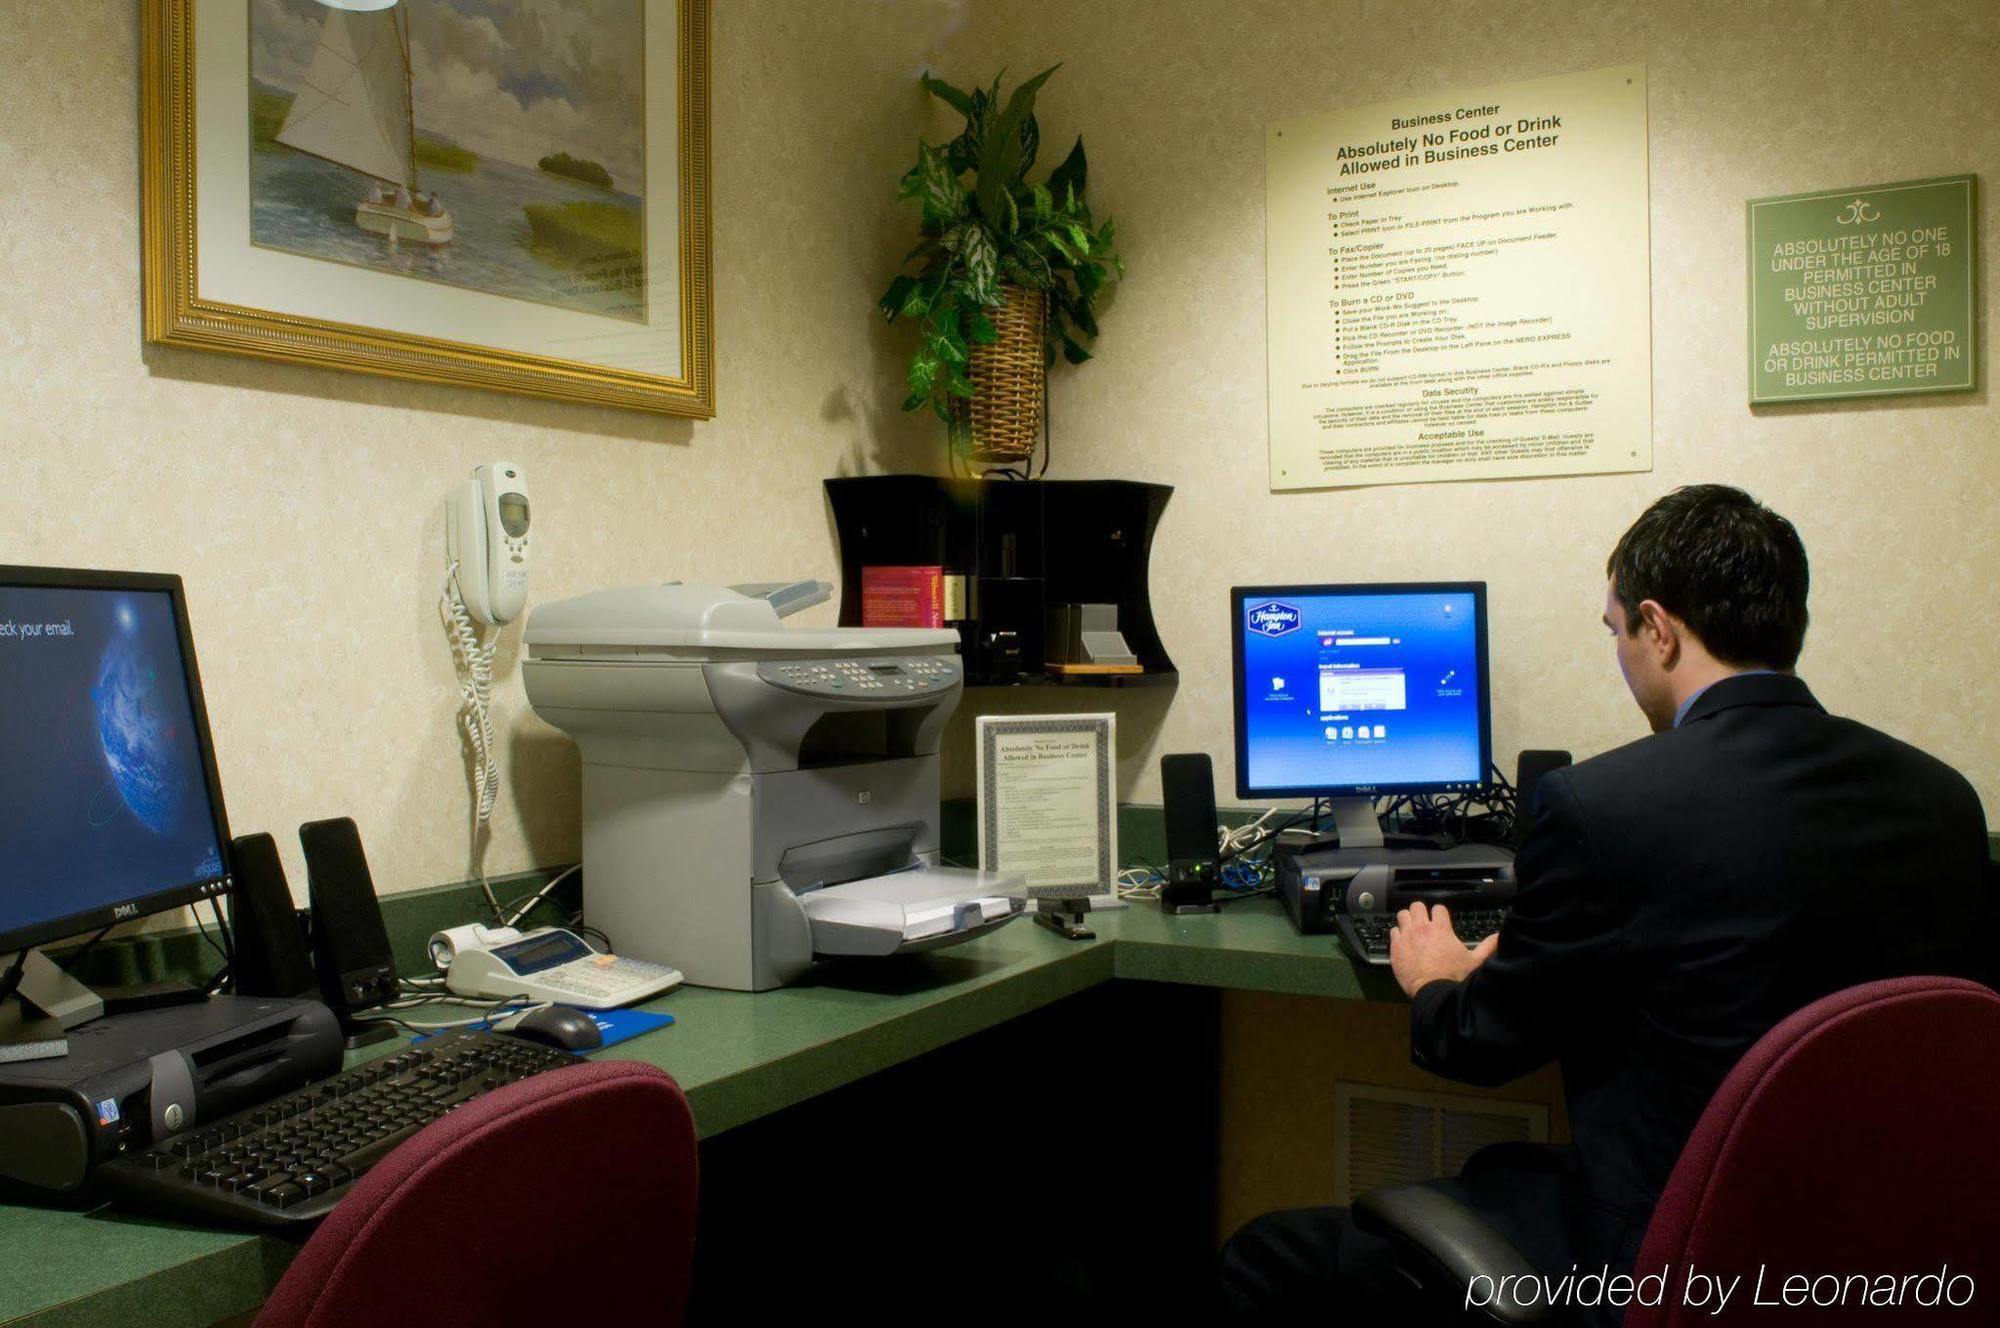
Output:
[{"xmin": 252, "ymin": 0, "xmax": 645, "ymax": 190}]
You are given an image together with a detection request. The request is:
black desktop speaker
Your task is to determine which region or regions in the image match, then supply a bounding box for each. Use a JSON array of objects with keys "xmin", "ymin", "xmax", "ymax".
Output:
[
  {"xmin": 1160, "ymin": 753, "xmax": 1221, "ymax": 912},
  {"xmin": 298, "ymin": 818, "xmax": 399, "ymax": 1027},
  {"xmin": 1512, "ymin": 749, "xmax": 1573, "ymax": 848},
  {"xmin": 227, "ymin": 832, "xmax": 317, "ymax": 1000}
]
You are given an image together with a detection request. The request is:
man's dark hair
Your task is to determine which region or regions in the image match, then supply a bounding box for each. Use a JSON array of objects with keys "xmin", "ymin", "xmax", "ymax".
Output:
[{"xmin": 1606, "ymin": 485, "xmax": 1810, "ymax": 669}]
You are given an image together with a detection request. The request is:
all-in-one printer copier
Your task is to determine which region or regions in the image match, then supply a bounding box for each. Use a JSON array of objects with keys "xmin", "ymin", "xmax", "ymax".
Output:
[{"xmin": 523, "ymin": 580, "xmax": 1021, "ymax": 991}]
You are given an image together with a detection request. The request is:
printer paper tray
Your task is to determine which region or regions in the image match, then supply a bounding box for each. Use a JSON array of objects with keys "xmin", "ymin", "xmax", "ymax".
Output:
[{"xmin": 800, "ymin": 867, "xmax": 1024, "ymax": 958}]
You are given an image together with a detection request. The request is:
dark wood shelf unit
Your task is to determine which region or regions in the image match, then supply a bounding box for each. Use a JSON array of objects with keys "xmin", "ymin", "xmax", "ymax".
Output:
[{"xmin": 824, "ymin": 475, "xmax": 1177, "ymax": 689}]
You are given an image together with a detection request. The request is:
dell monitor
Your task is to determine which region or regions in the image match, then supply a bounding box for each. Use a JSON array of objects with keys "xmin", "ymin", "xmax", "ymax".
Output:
[
  {"xmin": 1231, "ymin": 582, "xmax": 1492, "ymax": 849},
  {"xmin": 0, "ymin": 567, "xmax": 233, "ymax": 1026}
]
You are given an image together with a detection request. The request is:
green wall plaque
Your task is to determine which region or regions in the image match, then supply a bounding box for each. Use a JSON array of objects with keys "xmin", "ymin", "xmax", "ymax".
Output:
[{"xmin": 1748, "ymin": 174, "xmax": 1977, "ymax": 403}]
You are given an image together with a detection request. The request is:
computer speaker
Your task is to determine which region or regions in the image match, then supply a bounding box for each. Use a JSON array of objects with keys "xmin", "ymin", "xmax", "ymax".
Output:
[
  {"xmin": 226, "ymin": 832, "xmax": 317, "ymax": 1000},
  {"xmin": 298, "ymin": 818, "xmax": 399, "ymax": 1036},
  {"xmin": 1512, "ymin": 750, "xmax": 1573, "ymax": 848},
  {"xmin": 1160, "ymin": 753, "xmax": 1221, "ymax": 913}
]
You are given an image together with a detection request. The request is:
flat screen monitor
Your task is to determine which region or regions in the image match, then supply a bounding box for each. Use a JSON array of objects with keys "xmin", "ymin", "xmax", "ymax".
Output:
[
  {"xmin": 1231, "ymin": 582, "xmax": 1491, "ymax": 800},
  {"xmin": 0, "ymin": 567, "xmax": 233, "ymax": 955}
]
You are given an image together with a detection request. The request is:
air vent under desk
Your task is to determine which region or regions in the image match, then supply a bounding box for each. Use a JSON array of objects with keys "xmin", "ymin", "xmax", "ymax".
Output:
[{"xmin": 1333, "ymin": 1084, "xmax": 1548, "ymax": 1205}]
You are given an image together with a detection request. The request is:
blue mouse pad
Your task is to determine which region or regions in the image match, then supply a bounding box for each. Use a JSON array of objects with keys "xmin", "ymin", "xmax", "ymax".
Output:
[
  {"xmin": 413, "ymin": 1006, "xmax": 675, "ymax": 1047},
  {"xmin": 577, "ymin": 1006, "xmax": 675, "ymax": 1048}
]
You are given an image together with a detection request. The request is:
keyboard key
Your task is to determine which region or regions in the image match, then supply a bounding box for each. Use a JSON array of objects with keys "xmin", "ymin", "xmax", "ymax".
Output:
[{"xmin": 336, "ymin": 1122, "xmax": 422, "ymax": 1174}]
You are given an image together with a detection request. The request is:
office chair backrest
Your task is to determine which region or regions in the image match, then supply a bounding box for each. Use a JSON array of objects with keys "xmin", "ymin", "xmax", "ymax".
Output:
[
  {"xmin": 254, "ymin": 1059, "xmax": 698, "ymax": 1328},
  {"xmin": 1625, "ymin": 976, "xmax": 2000, "ymax": 1326}
]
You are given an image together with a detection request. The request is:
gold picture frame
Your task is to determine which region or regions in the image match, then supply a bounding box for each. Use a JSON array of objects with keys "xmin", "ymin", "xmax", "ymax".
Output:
[{"xmin": 141, "ymin": 0, "xmax": 713, "ymax": 418}]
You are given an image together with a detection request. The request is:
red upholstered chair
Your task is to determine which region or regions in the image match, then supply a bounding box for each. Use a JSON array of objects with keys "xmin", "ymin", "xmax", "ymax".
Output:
[
  {"xmin": 1355, "ymin": 976, "xmax": 2000, "ymax": 1324},
  {"xmin": 1622, "ymin": 976, "xmax": 1999, "ymax": 1324},
  {"xmin": 253, "ymin": 1060, "xmax": 698, "ymax": 1328}
]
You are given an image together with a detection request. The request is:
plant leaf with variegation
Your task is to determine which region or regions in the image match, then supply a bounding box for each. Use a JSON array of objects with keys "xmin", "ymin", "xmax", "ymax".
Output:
[
  {"xmin": 912, "ymin": 141, "xmax": 966, "ymax": 226},
  {"xmin": 1016, "ymin": 115, "xmax": 1039, "ymax": 182},
  {"xmin": 961, "ymin": 223, "xmax": 1001, "ymax": 306}
]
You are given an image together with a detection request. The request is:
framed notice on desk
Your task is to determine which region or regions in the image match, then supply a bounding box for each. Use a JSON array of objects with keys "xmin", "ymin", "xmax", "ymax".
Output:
[{"xmin": 976, "ymin": 714, "xmax": 1117, "ymax": 897}]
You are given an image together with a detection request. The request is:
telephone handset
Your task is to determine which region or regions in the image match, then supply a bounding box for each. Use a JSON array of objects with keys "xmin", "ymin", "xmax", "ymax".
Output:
[
  {"xmin": 441, "ymin": 463, "xmax": 530, "ymax": 923},
  {"xmin": 445, "ymin": 462, "xmax": 531, "ymax": 626}
]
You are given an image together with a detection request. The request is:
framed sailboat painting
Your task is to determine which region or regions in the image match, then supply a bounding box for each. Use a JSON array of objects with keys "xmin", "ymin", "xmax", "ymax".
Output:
[{"xmin": 141, "ymin": 0, "xmax": 713, "ymax": 418}]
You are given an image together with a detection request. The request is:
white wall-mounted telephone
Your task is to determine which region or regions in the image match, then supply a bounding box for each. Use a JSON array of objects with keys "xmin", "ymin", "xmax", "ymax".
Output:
[
  {"xmin": 441, "ymin": 462, "xmax": 530, "ymax": 921},
  {"xmin": 445, "ymin": 462, "xmax": 531, "ymax": 626}
]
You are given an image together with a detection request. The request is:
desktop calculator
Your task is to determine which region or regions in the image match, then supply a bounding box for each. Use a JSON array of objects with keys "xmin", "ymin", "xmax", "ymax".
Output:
[{"xmin": 441, "ymin": 926, "xmax": 683, "ymax": 1009}]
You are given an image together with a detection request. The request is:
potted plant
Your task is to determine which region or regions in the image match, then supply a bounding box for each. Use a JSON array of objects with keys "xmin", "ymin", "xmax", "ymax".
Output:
[{"xmin": 878, "ymin": 66, "xmax": 1124, "ymax": 466}]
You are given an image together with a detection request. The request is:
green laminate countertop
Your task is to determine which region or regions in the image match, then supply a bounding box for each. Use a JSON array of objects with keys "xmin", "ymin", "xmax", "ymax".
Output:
[{"xmin": 0, "ymin": 896, "xmax": 1384, "ymax": 1328}]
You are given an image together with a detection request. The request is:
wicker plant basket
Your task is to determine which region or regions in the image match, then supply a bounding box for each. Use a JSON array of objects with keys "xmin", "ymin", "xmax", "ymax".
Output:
[{"xmin": 959, "ymin": 283, "xmax": 1047, "ymax": 464}]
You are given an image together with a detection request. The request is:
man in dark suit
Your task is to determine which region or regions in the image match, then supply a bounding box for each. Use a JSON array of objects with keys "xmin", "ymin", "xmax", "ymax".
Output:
[{"xmin": 1218, "ymin": 485, "xmax": 1995, "ymax": 1323}]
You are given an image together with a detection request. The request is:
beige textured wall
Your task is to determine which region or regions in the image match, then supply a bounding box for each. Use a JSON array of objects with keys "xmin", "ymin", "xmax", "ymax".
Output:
[
  {"xmin": 0, "ymin": 0, "xmax": 972, "ymax": 906},
  {"xmin": 3, "ymin": 0, "xmax": 1996, "ymax": 922},
  {"xmin": 946, "ymin": 0, "xmax": 1999, "ymax": 812}
]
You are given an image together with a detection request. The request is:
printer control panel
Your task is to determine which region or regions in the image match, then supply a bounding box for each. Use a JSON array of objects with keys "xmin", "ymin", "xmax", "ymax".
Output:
[{"xmin": 758, "ymin": 656, "xmax": 959, "ymax": 699}]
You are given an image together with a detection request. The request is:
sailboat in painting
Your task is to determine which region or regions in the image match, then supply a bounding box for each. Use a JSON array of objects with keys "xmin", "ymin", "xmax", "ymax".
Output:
[{"xmin": 276, "ymin": 6, "xmax": 454, "ymax": 246}]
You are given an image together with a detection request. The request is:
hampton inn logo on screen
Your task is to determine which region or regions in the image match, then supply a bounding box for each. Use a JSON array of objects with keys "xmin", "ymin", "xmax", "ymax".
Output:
[{"xmin": 1246, "ymin": 601, "xmax": 1301, "ymax": 637}]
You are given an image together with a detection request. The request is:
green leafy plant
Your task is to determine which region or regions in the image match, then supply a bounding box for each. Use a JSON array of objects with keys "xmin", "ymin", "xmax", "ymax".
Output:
[{"xmin": 878, "ymin": 66, "xmax": 1124, "ymax": 449}]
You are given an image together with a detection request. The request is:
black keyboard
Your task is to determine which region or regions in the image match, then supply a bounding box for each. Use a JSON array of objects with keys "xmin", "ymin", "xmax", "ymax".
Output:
[
  {"xmin": 1338, "ymin": 908, "xmax": 1509, "ymax": 967},
  {"xmin": 100, "ymin": 1029, "xmax": 580, "ymax": 1228}
]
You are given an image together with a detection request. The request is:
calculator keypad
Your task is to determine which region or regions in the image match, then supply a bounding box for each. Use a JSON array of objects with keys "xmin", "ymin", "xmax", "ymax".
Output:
[{"xmin": 539, "ymin": 956, "xmax": 675, "ymax": 1001}]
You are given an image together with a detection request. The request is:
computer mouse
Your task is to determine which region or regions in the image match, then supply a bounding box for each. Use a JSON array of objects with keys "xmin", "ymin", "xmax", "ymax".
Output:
[{"xmin": 506, "ymin": 1005, "xmax": 604, "ymax": 1052}]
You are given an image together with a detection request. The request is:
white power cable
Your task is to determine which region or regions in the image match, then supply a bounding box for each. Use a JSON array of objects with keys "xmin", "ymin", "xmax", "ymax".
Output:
[
  {"xmin": 1115, "ymin": 867, "xmax": 1163, "ymax": 902},
  {"xmin": 1218, "ymin": 807, "xmax": 1279, "ymax": 859}
]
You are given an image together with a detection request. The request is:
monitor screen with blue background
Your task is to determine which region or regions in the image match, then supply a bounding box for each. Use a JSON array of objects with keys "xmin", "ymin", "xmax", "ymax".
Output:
[
  {"xmin": 1232, "ymin": 584, "xmax": 1490, "ymax": 797},
  {"xmin": 0, "ymin": 577, "xmax": 227, "ymax": 949}
]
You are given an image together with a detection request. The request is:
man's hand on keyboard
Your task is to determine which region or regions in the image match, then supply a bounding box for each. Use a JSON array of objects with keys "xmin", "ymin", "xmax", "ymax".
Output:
[{"xmin": 1389, "ymin": 901, "xmax": 1500, "ymax": 999}]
